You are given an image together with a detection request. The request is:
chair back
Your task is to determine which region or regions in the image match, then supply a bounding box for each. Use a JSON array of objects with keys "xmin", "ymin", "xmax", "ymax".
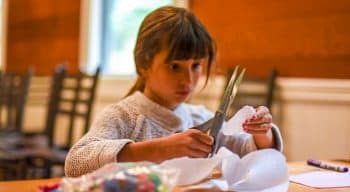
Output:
[
  {"xmin": 46, "ymin": 65, "xmax": 100, "ymax": 148},
  {"xmin": 0, "ymin": 70, "xmax": 32, "ymax": 133},
  {"xmin": 224, "ymin": 69, "xmax": 277, "ymax": 119}
]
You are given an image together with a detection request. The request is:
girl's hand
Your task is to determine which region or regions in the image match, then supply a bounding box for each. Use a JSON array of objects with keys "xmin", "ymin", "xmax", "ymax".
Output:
[
  {"xmin": 242, "ymin": 106, "xmax": 272, "ymax": 134},
  {"xmin": 160, "ymin": 129, "xmax": 213, "ymax": 159},
  {"xmin": 242, "ymin": 106, "xmax": 274, "ymax": 149},
  {"xmin": 118, "ymin": 129, "xmax": 213, "ymax": 163}
]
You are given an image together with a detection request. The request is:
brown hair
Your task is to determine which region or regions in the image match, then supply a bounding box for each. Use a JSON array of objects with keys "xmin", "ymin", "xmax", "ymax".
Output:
[{"xmin": 126, "ymin": 6, "xmax": 217, "ymax": 96}]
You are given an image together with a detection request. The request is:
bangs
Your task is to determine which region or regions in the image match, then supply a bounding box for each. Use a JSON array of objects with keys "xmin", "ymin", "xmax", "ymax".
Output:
[{"xmin": 165, "ymin": 16, "xmax": 214, "ymax": 63}]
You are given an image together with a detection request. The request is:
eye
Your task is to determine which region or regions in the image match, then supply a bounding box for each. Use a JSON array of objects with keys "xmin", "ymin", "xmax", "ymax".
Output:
[
  {"xmin": 192, "ymin": 63, "xmax": 202, "ymax": 71},
  {"xmin": 169, "ymin": 63, "xmax": 180, "ymax": 71}
]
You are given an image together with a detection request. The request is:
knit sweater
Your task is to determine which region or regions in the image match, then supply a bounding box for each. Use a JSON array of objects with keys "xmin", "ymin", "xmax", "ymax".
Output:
[{"xmin": 65, "ymin": 91, "xmax": 283, "ymax": 177}]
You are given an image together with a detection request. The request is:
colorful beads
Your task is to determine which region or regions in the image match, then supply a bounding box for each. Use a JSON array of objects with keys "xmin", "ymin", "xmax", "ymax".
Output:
[{"xmin": 58, "ymin": 163, "xmax": 174, "ymax": 192}]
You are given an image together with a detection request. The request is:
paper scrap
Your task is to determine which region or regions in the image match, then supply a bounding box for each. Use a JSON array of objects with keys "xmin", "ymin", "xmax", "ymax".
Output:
[
  {"xmin": 290, "ymin": 171, "xmax": 350, "ymax": 188},
  {"xmin": 222, "ymin": 105, "xmax": 256, "ymax": 135}
]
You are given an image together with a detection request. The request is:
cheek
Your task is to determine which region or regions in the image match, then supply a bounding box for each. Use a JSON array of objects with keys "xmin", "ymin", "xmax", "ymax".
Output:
[
  {"xmin": 192, "ymin": 73, "xmax": 202, "ymax": 84},
  {"xmin": 156, "ymin": 73, "xmax": 177, "ymax": 88}
]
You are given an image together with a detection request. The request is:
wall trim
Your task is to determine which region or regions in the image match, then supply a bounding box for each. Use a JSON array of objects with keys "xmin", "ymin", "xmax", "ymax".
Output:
[
  {"xmin": 0, "ymin": 0, "xmax": 8, "ymax": 71},
  {"xmin": 277, "ymin": 78, "xmax": 350, "ymax": 103},
  {"xmin": 28, "ymin": 76, "xmax": 350, "ymax": 106}
]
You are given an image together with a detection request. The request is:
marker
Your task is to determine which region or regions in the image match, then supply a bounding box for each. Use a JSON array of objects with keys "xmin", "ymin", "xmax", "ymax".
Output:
[{"xmin": 307, "ymin": 159, "xmax": 348, "ymax": 172}]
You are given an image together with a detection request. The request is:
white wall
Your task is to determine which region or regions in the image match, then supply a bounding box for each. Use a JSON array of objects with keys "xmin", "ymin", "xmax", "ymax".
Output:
[
  {"xmin": 24, "ymin": 76, "xmax": 350, "ymax": 161},
  {"xmin": 277, "ymin": 78, "xmax": 350, "ymax": 161}
]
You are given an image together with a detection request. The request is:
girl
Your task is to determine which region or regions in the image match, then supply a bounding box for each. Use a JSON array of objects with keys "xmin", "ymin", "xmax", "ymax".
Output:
[{"xmin": 65, "ymin": 6, "xmax": 283, "ymax": 177}]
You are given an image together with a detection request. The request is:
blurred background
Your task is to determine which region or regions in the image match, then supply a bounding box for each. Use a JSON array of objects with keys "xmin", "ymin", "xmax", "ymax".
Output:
[{"xmin": 0, "ymin": 0, "xmax": 349, "ymax": 180}]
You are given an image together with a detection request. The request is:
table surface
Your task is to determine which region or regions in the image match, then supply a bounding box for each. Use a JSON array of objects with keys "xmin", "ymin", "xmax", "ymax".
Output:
[{"xmin": 0, "ymin": 160, "xmax": 349, "ymax": 192}]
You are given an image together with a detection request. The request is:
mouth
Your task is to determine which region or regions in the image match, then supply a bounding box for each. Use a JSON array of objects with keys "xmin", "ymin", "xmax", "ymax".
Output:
[{"xmin": 176, "ymin": 90, "xmax": 191, "ymax": 97}]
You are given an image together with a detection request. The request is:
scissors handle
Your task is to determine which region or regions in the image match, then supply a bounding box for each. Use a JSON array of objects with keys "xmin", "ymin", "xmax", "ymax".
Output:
[
  {"xmin": 191, "ymin": 111, "xmax": 225, "ymax": 157},
  {"xmin": 208, "ymin": 112, "xmax": 225, "ymax": 157},
  {"xmin": 192, "ymin": 111, "xmax": 224, "ymax": 138},
  {"xmin": 207, "ymin": 111, "xmax": 225, "ymax": 139}
]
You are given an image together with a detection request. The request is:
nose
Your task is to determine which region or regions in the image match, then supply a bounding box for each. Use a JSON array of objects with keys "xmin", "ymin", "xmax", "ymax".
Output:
[{"xmin": 181, "ymin": 69, "xmax": 193, "ymax": 86}]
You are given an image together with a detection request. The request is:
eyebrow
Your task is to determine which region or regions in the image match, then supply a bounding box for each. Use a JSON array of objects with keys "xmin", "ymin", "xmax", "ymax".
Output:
[{"xmin": 171, "ymin": 58, "xmax": 205, "ymax": 63}]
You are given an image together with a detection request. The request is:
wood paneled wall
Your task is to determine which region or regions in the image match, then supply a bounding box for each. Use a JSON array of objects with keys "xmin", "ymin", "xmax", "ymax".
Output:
[
  {"xmin": 5, "ymin": 0, "xmax": 80, "ymax": 75},
  {"xmin": 4, "ymin": 0, "xmax": 350, "ymax": 78},
  {"xmin": 190, "ymin": 0, "xmax": 350, "ymax": 79}
]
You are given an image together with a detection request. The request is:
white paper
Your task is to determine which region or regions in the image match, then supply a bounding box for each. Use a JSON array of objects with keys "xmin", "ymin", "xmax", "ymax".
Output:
[
  {"xmin": 290, "ymin": 171, "xmax": 350, "ymax": 188},
  {"xmin": 210, "ymin": 179, "xmax": 229, "ymax": 190},
  {"xmin": 222, "ymin": 149, "xmax": 289, "ymax": 192},
  {"xmin": 159, "ymin": 147, "xmax": 233, "ymax": 186},
  {"xmin": 160, "ymin": 147, "xmax": 289, "ymax": 192},
  {"xmin": 222, "ymin": 105, "xmax": 256, "ymax": 135}
]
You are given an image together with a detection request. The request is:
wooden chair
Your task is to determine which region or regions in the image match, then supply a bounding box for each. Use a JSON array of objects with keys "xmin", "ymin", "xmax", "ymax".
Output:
[
  {"xmin": 224, "ymin": 68, "xmax": 277, "ymax": 119},
  {"xmin": 0, "ymin": 69, "xmax": 32, "ymax": 180},
  {"xmin": 46, "ymin": 65, "xmax": 100, "ymax": 149},
  {"xmin": 27, "ymin": 64, "xmax": 101, "ymax": 178},
  {"xmin": 0, "ymin": 70, "xmax": 32, "ymax": 133}
]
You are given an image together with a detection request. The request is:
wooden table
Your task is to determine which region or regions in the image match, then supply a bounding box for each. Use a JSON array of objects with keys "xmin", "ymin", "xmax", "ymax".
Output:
[
  {"xmin": 284, "ymin": 160, "xmax": 349, "ymax": 192},
  {"xmin": 0, "ymin": 161, "xmax": 349, "ymax": 192}
]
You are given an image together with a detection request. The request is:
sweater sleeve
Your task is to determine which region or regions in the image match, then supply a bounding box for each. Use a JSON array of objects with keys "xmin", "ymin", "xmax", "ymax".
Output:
[
  {"xmin": 64, "ymin": 105, "xmax": 134, "ymax": 177},
  {"xmin": 217, "ymin": 132, "xmax": 257, "ymax": 157},
  {"xmin": 271, "ymin": 123, "xmax": 283, "ymax": 152}
]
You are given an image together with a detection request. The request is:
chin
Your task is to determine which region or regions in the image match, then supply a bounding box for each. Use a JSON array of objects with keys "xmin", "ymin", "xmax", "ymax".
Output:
[
  {"xmin": 176, "ymin": 95, "xmax": 190, "ymax": 104},
  {"xmin": 168, "ymin": 92, "xmax": 191, "ymax": 107}
]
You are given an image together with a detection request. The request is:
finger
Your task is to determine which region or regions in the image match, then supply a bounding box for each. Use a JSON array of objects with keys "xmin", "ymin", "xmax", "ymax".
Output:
[
  {"xmin": 244, "ymin": 125, "xmax": 271, "ymax": 134},
  {"xmin": 187, "ymin": 135, "xmax": 213, "ymax": 153},
  {"xmin": 252, "ymin": 106, "xmax": 270, "ymax": 120},
  {"xmin": 256, "ymin": 106, "xmax": 269, "ymax": 113},
  {"xmin": 188, "ymin": 129, "xmax": 214, "ymax": 145},
  {"xmin": 244, "ymin": 114, "xmax": 272, "ymax": 125},
  {"xmin": 243, "ymin": 123, "xmax": 272, "ymax": 133},
  {"xmin": 244, "ymin": 122, "xmax": 272, "ymax": 130},
  {"xmin": 187, "ymin": 148, "xmax": 211, "ymax": 158},
  {"xmin": 246, "ymin": 129, "xmax": 270, "ymax": 135}
]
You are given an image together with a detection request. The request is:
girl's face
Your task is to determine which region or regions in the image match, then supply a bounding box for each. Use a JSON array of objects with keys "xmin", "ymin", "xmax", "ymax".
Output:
[{"xmin": 143, "ymin": 49, "xmax": 208, "ymax": 109}]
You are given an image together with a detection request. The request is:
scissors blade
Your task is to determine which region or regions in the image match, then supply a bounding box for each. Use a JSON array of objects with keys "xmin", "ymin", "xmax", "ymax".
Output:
[
  {"xmin": 218, "ymin": 66, "xmax": 239, "ymax": 114},
  {"xmin": 193, "ymin": 67, "xmax": 239, "ymax": 134},
  {"xmin": 191, "ymin": 66, "xmax": 246, "ymax": 157},
  {"xmin": 194, "ymin": 66, "xmax": 246, "ymax": 134},
  {"xmin": 210, "ymin": 67, "xmax": 245, "ymax": 156},
  {"xmin": 225, "ymin": 68, "xmax": 245, "ymax": 114}
]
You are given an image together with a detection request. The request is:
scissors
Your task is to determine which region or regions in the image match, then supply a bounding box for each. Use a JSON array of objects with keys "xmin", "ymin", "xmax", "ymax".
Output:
[{"xmin": 193, "ymin": 66, "xmax": 245, "ymax": 156}]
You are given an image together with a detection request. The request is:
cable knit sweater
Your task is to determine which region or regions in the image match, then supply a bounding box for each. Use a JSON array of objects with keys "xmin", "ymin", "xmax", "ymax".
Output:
[{"xmin": 65, "ymin": 91, "xmax": 283, "ymax": 177}]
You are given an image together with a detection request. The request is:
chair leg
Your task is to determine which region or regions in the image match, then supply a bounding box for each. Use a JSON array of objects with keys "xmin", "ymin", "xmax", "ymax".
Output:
[
  {"xmin": 0, "ymin": 159, "xmax": 27, "ymax": 180},
  {"xmin": 16, "ymin": 159, "xmax": 27, "ymax": 179},
  {"xmin": 26, "ymin": 157, "xmax": 51, "ymax": 179},
  {"xmin": 43, "ymin": 160, "xmax": 52, "ymax": 178}
]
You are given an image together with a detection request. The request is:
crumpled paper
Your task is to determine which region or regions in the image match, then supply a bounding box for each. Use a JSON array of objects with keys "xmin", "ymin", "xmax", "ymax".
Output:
[
  {"xmin": 160, "ymin": 148, "xmax": 288, "ymax": 191},
  {"xmin": 159, "ymin": 147, "xmax": 233, "ymax": 186},
  {"xmin": 222, "ymin": 149, "xmax": 289, "ymax": 192}
]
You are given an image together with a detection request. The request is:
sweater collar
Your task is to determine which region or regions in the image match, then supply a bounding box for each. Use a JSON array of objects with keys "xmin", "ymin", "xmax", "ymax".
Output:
[{"xmin": 130, "ymin": 91, "xmax": 182, "ymax": 131}]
